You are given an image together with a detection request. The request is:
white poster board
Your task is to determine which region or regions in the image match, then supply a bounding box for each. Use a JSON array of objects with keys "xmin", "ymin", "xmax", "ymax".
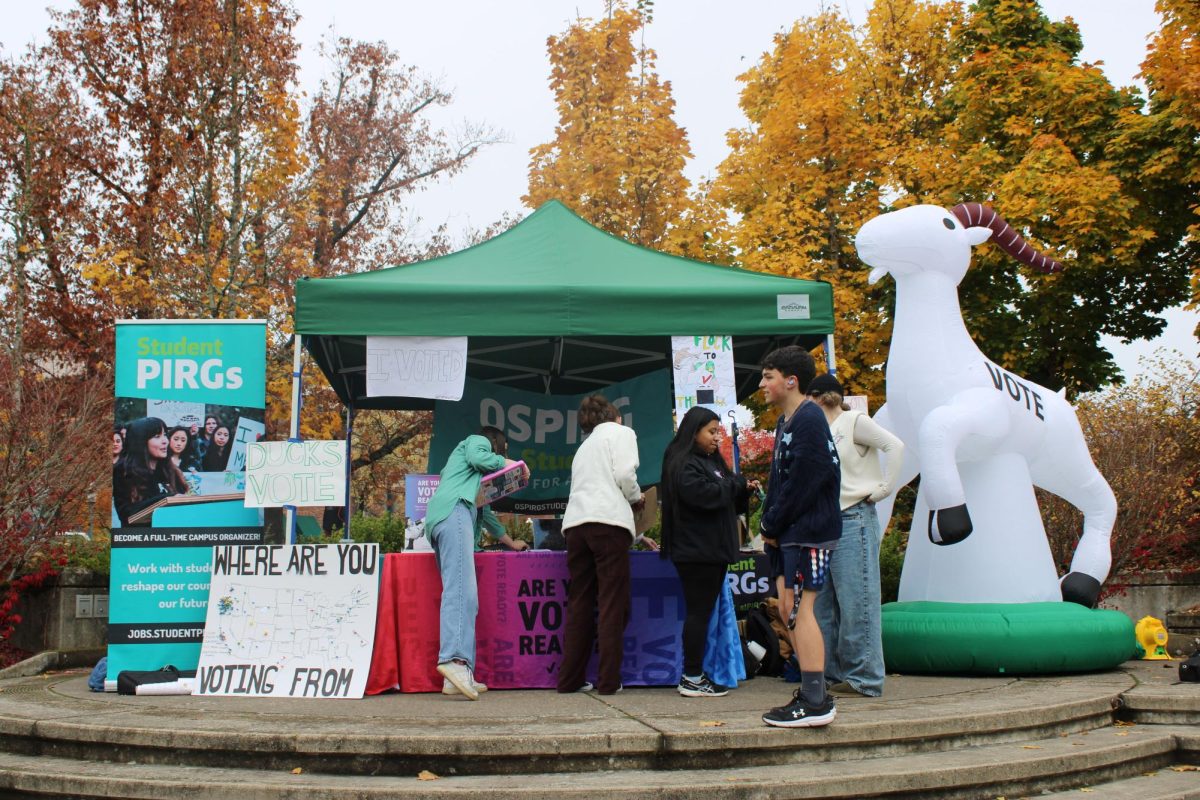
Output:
[
  {"xmin": 671, "ymin": 335, "xmax": 736, "ymax": 424},
  {"xmin": 244, "ymin": 441, "xmax": 346, "ymax": 508},
  {"xmin": 228, "ymin": 417, "xmax": 265, "ymax": 472},
  {"xmin": 196, "ymin": 543, "xmax": 379, "ymax": 698},
  {"xmin": 365, "ymin": 335, "xmax": 468, "ymax": 400}
]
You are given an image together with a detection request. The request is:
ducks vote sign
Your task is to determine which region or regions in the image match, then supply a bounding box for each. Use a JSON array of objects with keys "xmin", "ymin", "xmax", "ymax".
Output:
[{"xmin": 244, "ymin": 441, "xmax": 347, "ymax": 507}]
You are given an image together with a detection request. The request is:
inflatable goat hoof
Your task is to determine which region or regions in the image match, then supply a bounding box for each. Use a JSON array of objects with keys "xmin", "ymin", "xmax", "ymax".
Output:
[
  {"xmin": 928, "ymin": 505, "xmax": 973, "ymax": 546},
  {"xmin": 1061, "ymin": 572, "xmax": 1101, "ymax": 608}
]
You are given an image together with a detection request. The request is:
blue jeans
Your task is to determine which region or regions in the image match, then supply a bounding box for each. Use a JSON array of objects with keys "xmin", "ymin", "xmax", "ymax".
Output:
[
  {"xmin": 814, "ymin": 500, "xmax": 884, "ymax": 696},
  {"xmin": 429, "ymin": 502, "xmax": 479, "ymax": 668}
]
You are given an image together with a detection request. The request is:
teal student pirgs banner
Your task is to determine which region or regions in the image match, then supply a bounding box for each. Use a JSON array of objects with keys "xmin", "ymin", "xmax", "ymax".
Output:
[
  {"xmin": 429, "ymin": 369, "xmax": 673, "ymax": 515},
  {"xmin": 108, "ymin": 320, "xmax": 267, "ymax": 685}
]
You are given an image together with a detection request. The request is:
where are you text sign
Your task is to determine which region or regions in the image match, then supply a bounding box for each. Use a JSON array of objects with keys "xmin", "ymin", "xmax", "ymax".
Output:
[
  {"xmin": 196, "ymin": 543, "xmax": 379, "ymax": 699},
  {"xmin": 244, "ymin": 440, "xmax": 346, "ymax": 508}
]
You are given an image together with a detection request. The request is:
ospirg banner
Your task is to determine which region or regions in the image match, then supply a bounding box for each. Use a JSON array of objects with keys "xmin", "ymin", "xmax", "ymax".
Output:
[
  {"xmin": 429, "ymin": 369, "xmax": 673, "ymax": 514},
  {"xmin": 109, "ymin": 320, "xmax": 266, "ymax": 685}
]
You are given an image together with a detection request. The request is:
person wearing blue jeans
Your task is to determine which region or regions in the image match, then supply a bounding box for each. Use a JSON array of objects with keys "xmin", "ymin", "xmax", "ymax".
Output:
[
  {"xmin": 424, "ymin": 427, "xmax": 529, "ymax": 700},
  {"xmin": 808, "ymin": 373, "xmax": 905, "ymax": 698}
]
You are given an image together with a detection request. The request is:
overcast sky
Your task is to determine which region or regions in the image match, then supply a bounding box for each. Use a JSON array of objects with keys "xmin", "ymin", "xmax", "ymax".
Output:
[{"xmin": 5, "ymin": 1, "xmax": 1196, "ymax": 381}]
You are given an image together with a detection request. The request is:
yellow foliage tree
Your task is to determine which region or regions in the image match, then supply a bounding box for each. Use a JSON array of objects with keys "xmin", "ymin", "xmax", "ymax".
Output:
[
  {"xmin": 525, "ymin": 3, "xmax": 693, "ymax": 249},
  {"xmin": 714, "ymin": 11, "xmax": 888, "ymax": 403},
  {"xmin": 1132, "ymin": 0, "xmax": 1200, "ymax": 336}
]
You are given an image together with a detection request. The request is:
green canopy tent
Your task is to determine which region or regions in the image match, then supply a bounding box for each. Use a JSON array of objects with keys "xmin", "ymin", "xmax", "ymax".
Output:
[
  {"xmin": 294, "ymin": 200, "xmax": 836, "ymax": 410},
  {"xmin": 290, "ymin": 200, "xmax": 836, "ymax": 536}
]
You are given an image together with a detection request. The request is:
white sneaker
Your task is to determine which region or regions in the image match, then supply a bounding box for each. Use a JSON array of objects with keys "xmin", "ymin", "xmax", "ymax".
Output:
[
  {"xmin": 436, "ymin": 661, "xmax": 480, "ymax": 700},
  {"xmin": 441, "ymin": 676, "xmax": 488, "ymax": 696}
]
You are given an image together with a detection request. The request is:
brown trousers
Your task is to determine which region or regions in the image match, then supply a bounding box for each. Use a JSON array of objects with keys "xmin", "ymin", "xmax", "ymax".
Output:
[{"xmin": 556, "ymin": 522, "xmax": 631, "ymax": 695}]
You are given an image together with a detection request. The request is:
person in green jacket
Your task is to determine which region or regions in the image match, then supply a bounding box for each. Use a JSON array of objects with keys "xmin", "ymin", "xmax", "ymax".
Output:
[{"xmin": 426, "ymin": 426, "xmax": 529, "ymax": 699}]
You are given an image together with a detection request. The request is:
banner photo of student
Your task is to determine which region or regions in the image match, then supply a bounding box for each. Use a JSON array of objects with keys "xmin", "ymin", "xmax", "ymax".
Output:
[
  {"xmin": 109, "ymin": 319, "xmax": 267, "ymax": 687},
  {"xmin": 429, "ymin": 369, "xmax": 673, "ymax": 514},
  {"xmin": 671, "ymin": 335, "xmax": 736, "ymax": 423}
]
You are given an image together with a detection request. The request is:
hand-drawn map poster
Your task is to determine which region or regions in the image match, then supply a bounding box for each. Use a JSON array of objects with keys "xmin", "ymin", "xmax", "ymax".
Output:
[{"xmin": 196, "ymin": 543, "xmax": 379, "ymax": 699}]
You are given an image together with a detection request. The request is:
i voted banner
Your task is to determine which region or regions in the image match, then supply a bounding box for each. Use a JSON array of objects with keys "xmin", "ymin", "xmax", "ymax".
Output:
[
  {"xmin": 110, "ymin": 319, "xmax": 266, "ymax": 687},
  {"xmin": 429, "ymin": 369, "xmax": 673, "ymax": 514}
]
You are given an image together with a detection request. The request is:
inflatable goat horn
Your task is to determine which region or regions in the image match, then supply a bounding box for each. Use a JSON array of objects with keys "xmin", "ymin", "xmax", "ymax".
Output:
[{"xmin": 950, "ymin": 203, "xmax": 1063, "ymax": 274}]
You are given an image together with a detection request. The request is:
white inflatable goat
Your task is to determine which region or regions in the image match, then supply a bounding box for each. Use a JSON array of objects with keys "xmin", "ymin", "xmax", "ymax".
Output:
[{"xmin": 857, "ymin": 203, "xmax": 1116, "ymax": 607}]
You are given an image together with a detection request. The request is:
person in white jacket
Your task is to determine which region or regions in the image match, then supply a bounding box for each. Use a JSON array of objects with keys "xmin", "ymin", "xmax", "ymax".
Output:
[
  {"xmin": 556, "ymin": 394, "xmax": 644, "ymax": 696},
  {"xmin": 809, "ymin": 373, "xmax": 905, "ymax": 698}
]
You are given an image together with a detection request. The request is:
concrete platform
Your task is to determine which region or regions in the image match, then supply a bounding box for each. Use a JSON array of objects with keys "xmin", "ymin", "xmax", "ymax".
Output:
[{"xmin": 0, "ymin": 660, "xmax": 1196, "ymax": 799}]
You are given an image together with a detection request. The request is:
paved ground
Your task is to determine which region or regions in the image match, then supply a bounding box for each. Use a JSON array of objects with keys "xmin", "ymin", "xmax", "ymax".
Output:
[{"xmin": 0, "ymin": 659, "xmax": 1188, "ymax": 750}]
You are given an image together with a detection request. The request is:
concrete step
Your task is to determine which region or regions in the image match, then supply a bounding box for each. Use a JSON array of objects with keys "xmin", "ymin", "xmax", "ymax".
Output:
[
  {"xmin": 0, "ymin": 673, "xmax": 1129, "ymax": 777},
  {"xmin": 0, "ymin": 726, "xmax": 1189, "ymax": 800},
  {"xmin": 1038, "ymin": 762, "xmax": 1200, "ymax": 799}
]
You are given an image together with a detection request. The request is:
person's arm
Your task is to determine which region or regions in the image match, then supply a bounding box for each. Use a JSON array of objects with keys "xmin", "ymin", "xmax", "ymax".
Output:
[
  {"xmin": 676, "ymin": 458, "xmax": 735, "ymax": 511},
  {"xmin": 852, "ymin": 414, "xmax": 906, "ymax": 502},
  {"xmin": 610, "ymin": 428, "xmax": 643, "ymax": 505},
  {"xmin": 481, "ymin": 506, "xmax": 529, "ymax": 551}
]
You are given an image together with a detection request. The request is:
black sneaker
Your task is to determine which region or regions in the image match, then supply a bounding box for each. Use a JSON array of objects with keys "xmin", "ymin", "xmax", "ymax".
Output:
[
  {"xmin": 762, "ymin": 691, "xmax": 836, "ymax": 728},
  {"xmin": 678, "ymin": 674, "xmax": 728, "ymax": 698}
]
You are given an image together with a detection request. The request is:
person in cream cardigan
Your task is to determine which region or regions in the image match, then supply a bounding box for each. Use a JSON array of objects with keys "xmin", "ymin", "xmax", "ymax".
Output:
[
  {"xmin": 809, "ymin": 373, "xmax": 905, "ymax": 698},
  {"xmin": 556, "ymin": 394, "xmax": 644, "ymax": 696}
]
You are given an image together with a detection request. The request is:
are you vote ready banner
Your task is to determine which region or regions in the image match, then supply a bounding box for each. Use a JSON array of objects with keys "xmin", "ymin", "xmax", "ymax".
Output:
[
  {"xmin": 109, "ymin": 320, "xmax": 266, "ymax": 682},
  {"xmin": 429, "ymin": 369, "xmax": 673, "ymax": 515}
]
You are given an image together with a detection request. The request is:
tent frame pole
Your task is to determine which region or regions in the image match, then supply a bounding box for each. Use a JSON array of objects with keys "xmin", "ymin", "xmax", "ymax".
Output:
[
  {"xmin": 286, "ymin": 333, "xmax": 304, "ymax": 544},
  {"xmin": 343, "ymin": 406, "xmax": 355, "ymax": 542},
  {"xmin": 824, "ymin": 334, "xmax": 838, "ymax": 376}
]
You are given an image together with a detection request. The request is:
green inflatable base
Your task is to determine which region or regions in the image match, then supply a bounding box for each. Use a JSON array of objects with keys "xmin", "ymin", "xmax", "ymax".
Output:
[{"xmin": 881, "ymin": 601, "xmax": 1137, "ymax": 675}]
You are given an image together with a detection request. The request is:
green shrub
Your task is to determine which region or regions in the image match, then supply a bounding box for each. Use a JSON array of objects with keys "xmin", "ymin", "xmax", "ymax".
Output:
[
  {"xmin": 302, "ymin": 513, "xmax": 408, "ymax": 553},
  {"xmin": 60, "ymin": 534, "xmax": 111, "ymax": 575}
]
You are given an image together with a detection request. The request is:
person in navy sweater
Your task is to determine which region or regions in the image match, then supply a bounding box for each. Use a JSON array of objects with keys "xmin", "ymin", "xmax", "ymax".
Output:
[{"xmin": 757, "ymin": 346, "xmax": 842, "ymax": 728}]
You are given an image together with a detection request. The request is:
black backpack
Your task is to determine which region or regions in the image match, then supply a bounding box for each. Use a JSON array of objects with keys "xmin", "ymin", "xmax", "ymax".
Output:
[{"xmin": 744, "ymin": 605, "xmax": 785, "ymax": 677}]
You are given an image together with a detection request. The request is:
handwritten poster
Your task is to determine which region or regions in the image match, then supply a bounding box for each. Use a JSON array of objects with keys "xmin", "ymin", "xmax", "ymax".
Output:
[
  {"xmin": 670, "ymin": 335, "xmax": 736, "ymax": 423},
  {"xmin": 229, "ymin": 417, "xmax": 265, "ymax": 472},
  {"xmin": 365, "ymin": 335, "xmax": 468, "ymax": 400},
  {"xmin": 244, "ymin": 441, "xmax": 346, "ymax": 508},
  {"xmin": 197, "ymin": 543, "xmax": 379, "ymax": 698},
  {"xmin": 145, "ymin": 399, "xmax": 206, "ymax": 430}
]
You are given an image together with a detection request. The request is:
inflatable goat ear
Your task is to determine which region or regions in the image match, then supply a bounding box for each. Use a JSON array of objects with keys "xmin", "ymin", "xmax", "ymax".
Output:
[{"xmin": 950, "ymin": 203, "xmax": 1063, "ymax": 274}]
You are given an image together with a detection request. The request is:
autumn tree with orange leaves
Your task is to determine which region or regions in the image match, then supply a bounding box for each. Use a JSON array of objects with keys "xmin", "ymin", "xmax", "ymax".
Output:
[
  {"xmin": 0, "ymin": 0, "xmax": 497, "ymax": 537},
  {"xmin": 525, "ymin": 2, "xmax": 693, "ymax": 250},
  {"xmin": 716, "ymin": 0, "xmax": 1192, "ymax": 406}
]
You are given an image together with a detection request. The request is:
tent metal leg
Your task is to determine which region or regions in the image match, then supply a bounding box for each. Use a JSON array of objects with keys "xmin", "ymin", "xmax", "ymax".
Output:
[
  {"xmin": 343, "ymin": 406, "xmax": 355, "ymax": 542},
  {"xmin": 824, "ymin": 334, "xmax": 838, "ymax": 376},
  {"xmin": 286, "ymin": 333, "xmax": 304, "ymax": 544}
]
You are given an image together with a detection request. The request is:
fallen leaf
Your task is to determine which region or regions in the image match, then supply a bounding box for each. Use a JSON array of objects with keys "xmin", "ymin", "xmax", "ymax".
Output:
[
  {"xmin": 1170, "ymin": 765, "xmax": 1200, "ymax": 772},
  {"xmin": 1114, "ymin": 732, "xmax": 1129, "ymax": 737},
  {"xmin": 1021, "ymin": 745, "xmax": 1042, "ymax": 750},
  {"xmin": 290, "ymin": 768, "xmax": 302, "ymax": 775},
  {"xmin": 1141, "ymin": 772, "xmax": 1158, "ymax": 777},
  {"xmin": 417, "ymin": 771, "xmax": 439, "ymax": 781},
  {"xmin": 1080, "ymin": 788, "xmax": 1095, "ymax": 793},
  {"xmin": 1072, "ymin": 742, "xmax": 1085, "ymax": 746},
  {"xmin": 1113, "ymin": 720, "xmax": 1135, "ymax": 727},
  {"xmin": 700, "ymin": 720, "xmax": 725, "ymax": 727}
]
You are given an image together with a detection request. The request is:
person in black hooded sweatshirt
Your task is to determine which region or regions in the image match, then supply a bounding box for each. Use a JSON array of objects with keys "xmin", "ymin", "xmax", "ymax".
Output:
[{"xmin": 660, "ymin": 406, "xmax": 760, "ymax": 698}]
